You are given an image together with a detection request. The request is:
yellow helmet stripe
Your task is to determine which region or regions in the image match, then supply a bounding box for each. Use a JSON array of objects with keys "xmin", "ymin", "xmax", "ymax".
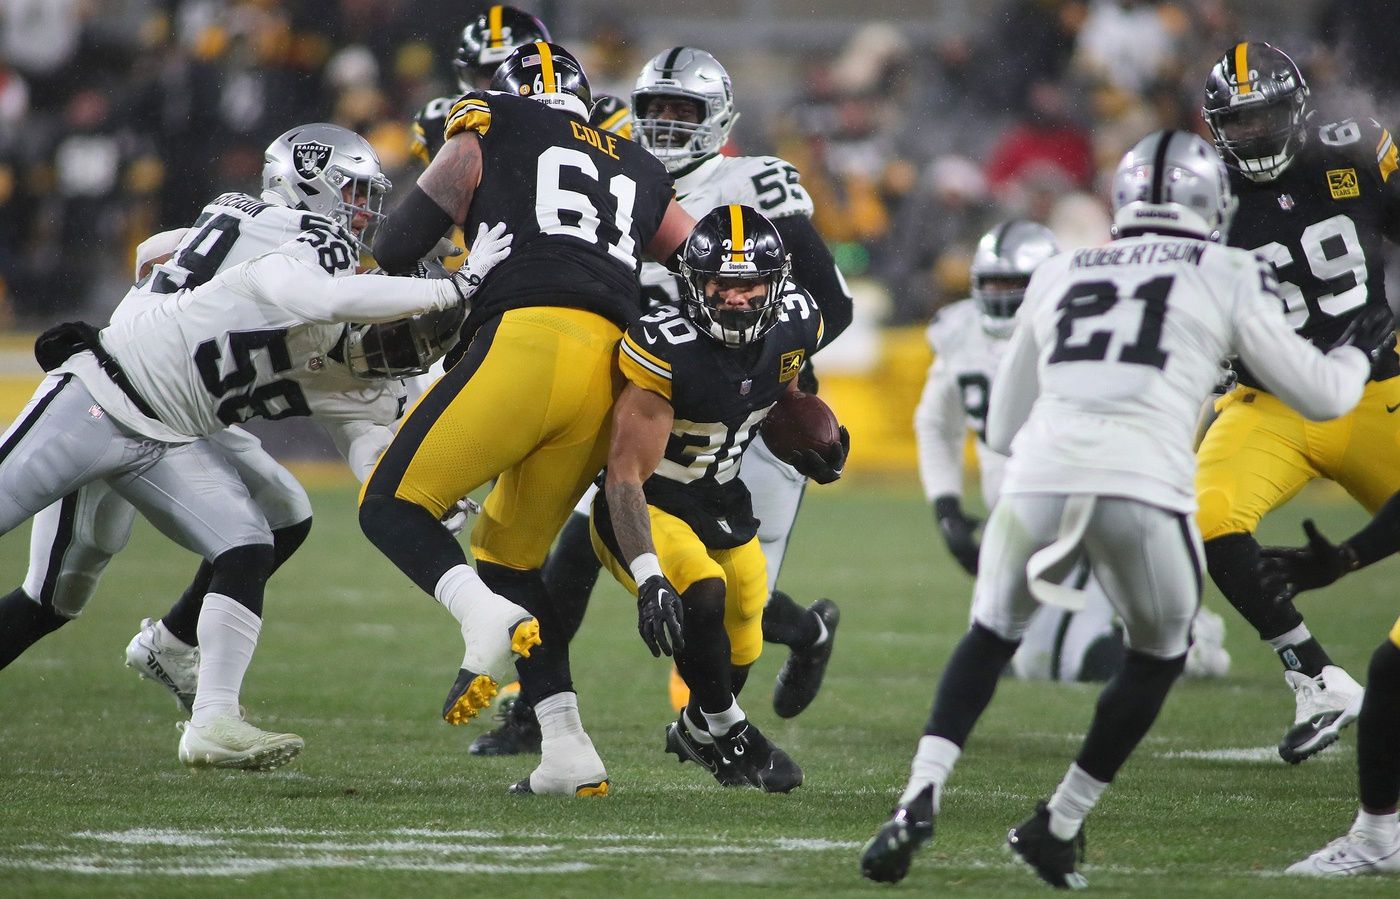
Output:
[
  {"xmin": 729, "ymin": 204, "xmax": 745, "ymax": 264},
  {"xmin": 488, "ymin": 6, "xmax": 504, "ymax": 47},
  {"xmin": 1234, "ymin": 42, "xmax": 1250, "ymax": 94},
  {"xmin": 536, "ymin": 41, "xmax": 555, "ymax": 92}
]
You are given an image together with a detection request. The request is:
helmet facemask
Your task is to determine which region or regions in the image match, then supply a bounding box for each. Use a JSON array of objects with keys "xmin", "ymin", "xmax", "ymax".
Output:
[
  {"xmin": 1205, "ymin": 95, "xmax": 1307, "ymax": 181},
  {"xmin": 262, "ymin": 124, "xmax": 392, "ymax": 254},
  {"xmin": 343, "ymin": 304, "xmax": 465, "ymax": 380},
  {"xmin": 972, "ymin": 275, "xmax": 1031, "ymax": 339},
  {"xmin": 680, "ymin": 267, "xmax": 789, "ymax": 348},
  {"xmin": 632, "ymin": 48, "xmax": 738, "ymax": 174}
]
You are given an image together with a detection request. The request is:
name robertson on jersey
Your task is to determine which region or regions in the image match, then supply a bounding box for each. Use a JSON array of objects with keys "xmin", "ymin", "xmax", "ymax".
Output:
[
  {"xmin": 211, "ymin": 192, "xmax": 272, "ymax": 217},
  {"xmin": 1071, "ymin": 241, "xmax": 1205, "ymax": 269}
]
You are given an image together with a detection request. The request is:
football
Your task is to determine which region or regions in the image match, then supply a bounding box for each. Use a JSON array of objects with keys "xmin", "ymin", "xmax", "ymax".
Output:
[{"xmin": 760, "ymin": 390, "xmax": 842, "ymax": 464}]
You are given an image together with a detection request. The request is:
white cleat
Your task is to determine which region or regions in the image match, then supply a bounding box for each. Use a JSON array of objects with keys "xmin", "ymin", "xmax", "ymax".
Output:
[
  {"xmin": 442, "ymin": 596, "xmax": 541, "ymax": 726},
  {"xmin": 1287, "ymin": 830, "xmax": 1400, "ymax": 876},
  {"xmin": 1183, "ymin": 607, "xmax": 1231, "ymax": 679},
  {"xmin": 178, "ymin": 712, "xmax": 304, "ymax": 771},
  {"xmin": 508, "ymin": 732, "xmax": 610, "ymax": 797},
  {"xmin": 1280, "ymin": 665, "xmax": 1363, "ymax": 763},
  {"xmin": 124, "ymin": 618, "xmax": 199, "ymax": 713}
]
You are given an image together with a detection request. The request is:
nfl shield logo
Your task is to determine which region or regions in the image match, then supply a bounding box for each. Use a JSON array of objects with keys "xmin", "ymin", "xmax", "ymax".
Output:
[
  {"xmin": 293, "ymin": 141, "xmax": 333, "ymax": 179},
  {"xmin": 1278, "ymin": 193, "xmax": 1295, "ymax": 211},
  {"xmin": 739, "ymin": 378, "xmax": 752, "ymax": 395}
]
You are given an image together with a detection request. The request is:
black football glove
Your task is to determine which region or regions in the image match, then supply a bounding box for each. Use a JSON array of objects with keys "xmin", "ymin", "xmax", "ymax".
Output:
[
  {"xmin": 791, "ymin": 425, "xmax": 849, "ymax": 485},
  {"xmin": 637, "ymin": 574, "xmax": 684, "ymax": 658},
  {"xmin": 1257, "ymin": 519, "xmax": 1358, "ymax": 603},
  {"xmin": 1329, "ymin": 305, "xmax": 1400, "ymax": 370},
  {"xmin": 933, "ymin": 494, "xmax": 981, "ymax": 575}
]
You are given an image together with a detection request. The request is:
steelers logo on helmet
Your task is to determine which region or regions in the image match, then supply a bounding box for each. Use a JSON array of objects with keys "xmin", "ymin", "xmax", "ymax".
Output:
[
  {"xmin": 679, "ymin": 205, "xmax": 791, "ymax": 348},
  {"xmin": 1202, "ymin": 41, "xmax": 1310, "ymax": 182},
  {"xmin": 453, "ymin": 5, "xmax": 551, "ymax": 93},
  {"xmin": 490, "ymin": 41, "xmax": 591, "ymax": 120}
]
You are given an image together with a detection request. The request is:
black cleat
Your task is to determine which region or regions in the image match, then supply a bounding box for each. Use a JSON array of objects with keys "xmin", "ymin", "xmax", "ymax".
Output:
[
  {"xmin": 663, "ymin": 716, "xmax": 746, "ymax": 786},
  {"xmin": 1278, "ymin": 701, "xmax": 1359, "ymax": 764},
  {"xmin": 773, "ymin": 598, "xmax": 840, "ymax": 718},
  {"xmin": 859, "ymin": 784, "xmax": 936, "ymax": 883},
  {"xmin": 1007, "ymin": 802, "xmax": 1087, "ymax": 890},
  {"xmin": 712, "ymin": 720, "xmax": 804, "ymax": 793},
  {"xmin": 469, "ymin": 696, "xmax": 542, "ymax": 756}
]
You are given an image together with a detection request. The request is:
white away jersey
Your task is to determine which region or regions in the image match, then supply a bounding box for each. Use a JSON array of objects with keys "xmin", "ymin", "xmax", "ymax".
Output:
[
  {"xmin": 988, "ymin": 235, "xmax": 1369, "ymax": 512},
  {"xmin": 914, "ymin": 299, "xmax": 1009, "ymax": 504},
  {"xmin": 639, "ymin": 153, "xmax": 814, "ymax": 306}
]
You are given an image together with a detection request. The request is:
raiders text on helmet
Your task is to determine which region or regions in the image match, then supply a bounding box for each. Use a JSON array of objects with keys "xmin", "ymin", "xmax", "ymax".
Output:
[
  {"xmin": 1110, "ymin": 130, "xmax": 1238, "ymax": 242},
  {"xmin": 453, "ymin": 5, "xmax": 550, "ymax": 92},
  {"xmin": 262, "ymin": 123, "xmax": 391, "ymax": 251},
  {"xmin": 490, "ymin": 41, "xmax": 591, "ymax": 120},
  {"xmin": 632, "ymin": 47, "xmax": 738, "ymax": 174},
  {"xmin": 1202, "ymin": 41, "xmax": 1310, "ymax": 182},
  {"xmin": 970, "ymin": 220, "xmax": 1059, "ymax": 338},
  {"xmin": 679, "ymin": 204, "xmax": 791, "ymax": 347}
]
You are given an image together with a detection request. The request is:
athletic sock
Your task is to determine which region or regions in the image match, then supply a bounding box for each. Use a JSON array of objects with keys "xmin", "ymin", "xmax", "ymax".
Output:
[
  {"xmin": 1047, "ymin": 763, "xmax": 1109, "ymax": 841},
  {"xmin": 702, "ymin": 697, "xmax": 746, "ymax": 736},
  {"xmin": 900, "ymin": 734, "xmax": 960, "ymax": 811},
  {"xmin": 1353, "ymin": 809, "xmax": 1400, "ymax": 847},
  {"xmin": 1267, "ymin": 623, "xmax": 1332, "ymax": 677},
  {"xmin": 682, "ymin": 708, "xmax": 714, "ymax": 744},
  {"xmin": 154, "ymin": 619, "xmax": 196, "ymax": 652},
  {"xmin": 435, "ymin": 563, "xmax": 510, "ymax": 670},
  {"xmin": 534, "ymin": 691, "xmax": 585, "ymax": 742},
  {"xmin": 190, "ymin": 593, "xmax": 261, "ymax": 727}
]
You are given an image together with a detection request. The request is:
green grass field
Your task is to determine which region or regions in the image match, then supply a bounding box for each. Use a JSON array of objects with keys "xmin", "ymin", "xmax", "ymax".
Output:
[{"xmin": 2, "ymin": 475, "xmax": 1397, "ymax": 897}]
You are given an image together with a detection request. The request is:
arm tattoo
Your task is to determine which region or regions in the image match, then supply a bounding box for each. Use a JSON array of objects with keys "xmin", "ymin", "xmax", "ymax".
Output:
[
  {"xmin": 418, "ymin": 135, "xmax": 482, "ymax": 225},
  {"xmin": 607, "ymin": 480, "xmax": 656, "ymax": 565}
]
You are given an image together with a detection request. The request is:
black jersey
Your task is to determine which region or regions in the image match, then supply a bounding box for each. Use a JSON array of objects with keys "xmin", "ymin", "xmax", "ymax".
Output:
[
  {"xmin": 409, "ymin": 95, "xmax": 454, "ymax": 165},
  {"xmin": 613, "ymin": 291, "xmax": 825, "ymax": 548},
  {"xmin": 1228, "ymin": 116, "xmax": 1400, "ymax": 386},
  {"xmin": 443, "ymin": 91, "xmax": 675, "ymax": 334}
]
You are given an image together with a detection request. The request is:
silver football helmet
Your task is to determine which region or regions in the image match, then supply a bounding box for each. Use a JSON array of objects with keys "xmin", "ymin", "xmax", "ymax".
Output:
[
  {"xmin": 970, "ymin": 220, "xmax": 1059, "ymax": 338},
  {"xmin": 632, "ymin": 47, "xmax": 738, "ymax": 173},
  {"xmin": 1110, "ymin": 130, "xmax": 1237, "ymax": 243},
  {"xmin": 262, "ymin": 123, "xmax": 392, "ymax": 251},
  {"xmin": 343, "ymin": 304, "xmax": 465, "ymax": 380}
]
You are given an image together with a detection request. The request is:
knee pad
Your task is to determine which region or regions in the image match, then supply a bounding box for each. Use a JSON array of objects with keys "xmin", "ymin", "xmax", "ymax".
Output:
[{"xmin": 682, "ymin": 578, "xmax": 727, "ymax": 631}]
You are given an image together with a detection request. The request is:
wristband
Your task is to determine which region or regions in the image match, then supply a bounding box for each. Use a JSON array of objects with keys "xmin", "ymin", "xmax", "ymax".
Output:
[{"xmin": 630, "ymin": 552, "xmax": 662, "ymax": 584}]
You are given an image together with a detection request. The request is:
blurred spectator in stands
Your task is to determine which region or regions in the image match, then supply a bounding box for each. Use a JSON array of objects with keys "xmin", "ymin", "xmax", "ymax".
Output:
[
  {"xmin": 1, "ymin": 0, "xmax": 87, "ymax": 108},
  {"xmin": 986, "ymin": 0, "xmax": 1087, "ymax": 114},
  {"xmin": 985, "ymin": 78, "xmax": 1095, "ymax": 205}
]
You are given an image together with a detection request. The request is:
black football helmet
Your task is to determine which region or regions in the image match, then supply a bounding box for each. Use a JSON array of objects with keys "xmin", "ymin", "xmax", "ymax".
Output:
[
  {"xmin": 679, "ymin": 205, "xmax": 791, "ymax": 348},
  {"xmin": 453, "ymin": 5, "xmax": 551, "ymax": 92},
  {"xmin": 490, "ymin": 41, "xmax": 591, "ymax": 120},
  {"xmin": 1202, "ymin": 41, "xmax": 1309, "ymax": 182}
]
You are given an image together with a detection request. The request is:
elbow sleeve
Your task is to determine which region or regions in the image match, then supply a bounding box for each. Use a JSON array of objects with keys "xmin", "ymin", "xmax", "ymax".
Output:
[{"xmin": 373, "ymin": 185, "xmax": 455, "ymax": 274}]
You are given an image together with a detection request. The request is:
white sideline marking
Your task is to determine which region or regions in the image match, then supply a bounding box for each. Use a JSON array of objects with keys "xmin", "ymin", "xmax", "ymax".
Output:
[
  {"xmin": 1156, "ymin": 746, "xmax": 1343, "ymax": 764},
  {"xmin": 3, "ymin": 827, "xmax": 857, "ymax": 877}
]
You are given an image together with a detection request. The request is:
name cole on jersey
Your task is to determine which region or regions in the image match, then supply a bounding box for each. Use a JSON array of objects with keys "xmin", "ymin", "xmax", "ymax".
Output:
[
  {"xmin": 612, "ymin": 287, "xmax": 824, "ymax": 548},
  {"xmin": 639, "ymin": 153, "xmax": 814, "ymax": 309},
  {"xmin": 1229, "ymin": 115, "xmax": 1400, "ymax": 385},
  {"xmin": 441, "ymin": 89, "xmax": 674, "ymax": 337}
]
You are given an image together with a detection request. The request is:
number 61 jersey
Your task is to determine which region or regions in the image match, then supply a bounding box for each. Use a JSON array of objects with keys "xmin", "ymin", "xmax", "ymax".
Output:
[
  {"xmin": 616, "ymin": 291, "xmax": 824, "ymax": 548},
  {"xmin": 1229, "ymin": 116, "xmax": 1400, "ymax": 386},
  {"xmin": 443, "ymin": 90, "xmax": 675, "ymax": 331},
  {"xmin": 990, "ymin": 234, "xmax": 1369, "ymax": 514}
]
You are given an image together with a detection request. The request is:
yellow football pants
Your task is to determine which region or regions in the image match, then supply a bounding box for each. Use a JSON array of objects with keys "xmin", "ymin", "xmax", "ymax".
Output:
[
  {"xmin": 362, "ymin": 306, "xmax": 623, "ymax": 570},
  {"xmin": 1196, "ymin": 376, "xmax": 1400, "ymax": 540},
  {"xmin": 591, "ymin": 503, "xmax": 768, "ymax": 666}
]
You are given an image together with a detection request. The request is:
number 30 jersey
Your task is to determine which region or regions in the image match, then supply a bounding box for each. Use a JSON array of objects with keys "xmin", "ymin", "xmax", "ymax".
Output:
[
  {"xmin": 989, "ymin": 235, "xmax": 1369, "ymax": 513},
  {"xmin": 444, "ymin": 91, "xmax": 675, "ymax": 330},
  {"xmin": 616, "ymin": 291, "xmax": 824, "ymax": 548},
  {"xmin": 1228, "ymin": 116, "xmax": 1400, "ymax": 385}
]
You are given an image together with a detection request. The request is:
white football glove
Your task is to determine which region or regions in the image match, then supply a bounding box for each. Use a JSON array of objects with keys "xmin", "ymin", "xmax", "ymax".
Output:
[
  {"xmin": 447, "ymin": 222, "xmax": 512, "ymax": 301},
  {"xmin": 440, "ymin": 496, "xmax": 483, "ymax": 536}
]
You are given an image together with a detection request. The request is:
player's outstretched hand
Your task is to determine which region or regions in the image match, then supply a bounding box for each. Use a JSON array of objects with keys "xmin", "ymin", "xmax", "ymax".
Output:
[
  {"xmin": 792, "ymin": 425, "xmax": 849, "ymax": 485},
  {"xmin": 637, "ymin": 574, "xmax": 684, "ymax": 658},
  {"xmin": 1258, "ymin": 519, "xmax": 1353, "ymax": 602},
  {"xmin": 1329, "ymin": 305, "xmax": 1400, "ymax": 368},
  {"xmin": 449, "ymin": 222, "xmax": 513, "ymax": 300},
  {"xmin": 933, "ymin": 495, "xmax": 981, "ymax": 575}
]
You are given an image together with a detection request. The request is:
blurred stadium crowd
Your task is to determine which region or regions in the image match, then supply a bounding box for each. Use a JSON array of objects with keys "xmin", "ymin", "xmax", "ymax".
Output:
[{"xmin": 0, "ymin": 0, "xmax": 1397, "ymax": 328}]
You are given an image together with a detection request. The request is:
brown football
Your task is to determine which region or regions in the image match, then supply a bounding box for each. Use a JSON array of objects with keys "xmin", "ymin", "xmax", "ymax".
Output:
[{"xmin": 760, "ymin": 390, "xmax": 841, "ymax": 463}]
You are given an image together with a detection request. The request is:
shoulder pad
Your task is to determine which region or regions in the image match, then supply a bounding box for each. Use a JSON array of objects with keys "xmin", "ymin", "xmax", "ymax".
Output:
[
  {"xmin": 724, "ymin": 156, "xmax": 814, "ymax": 218},
  {"xmin": 926, "ymin": 299, "xmax": 977, "ymax": 352},
  {"xmin": 444, "ymin": 91, "xmax": 493, "ymax": 141}
]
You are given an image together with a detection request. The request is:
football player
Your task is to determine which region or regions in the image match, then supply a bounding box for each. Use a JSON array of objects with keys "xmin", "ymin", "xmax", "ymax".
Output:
[
  {"xmin": 0, "ymin": 125, "xmax": 508, "ymax": 716},
  {"xmin": 1195, "ymin": 41, "xmax": 1400, "ymax": 758},
  {"xmin": 362, "ymin": 42, "xmax": 696, "ymax": 796},
  {"xmin": 408, "ymin": 5, "xmax": 551, "ymax": 168},
  {"xmin": 861, "ymin": 131, "xmax": 1383, "ymax": 888},
  {"xmin": 588, "ymin": 94, "xmax": 633, "ymax": 141},
  {"xmin": 916, "ymin": 220, "xmax": 1231, "ymax": 682},
  {"xmin": 478, "ymin": 48, "xmax": 855, "ymax": 758},
  {"xmin": 1255, "ymin": 510, "xmax": 1400, "ymax": 874},
  {"xmin": 0, "ymin": 124, "xmax": 491, "ymax": 770},
  {"xmin": 593, "ymin": 205, "xmax": 843, "ymax": 792}
]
